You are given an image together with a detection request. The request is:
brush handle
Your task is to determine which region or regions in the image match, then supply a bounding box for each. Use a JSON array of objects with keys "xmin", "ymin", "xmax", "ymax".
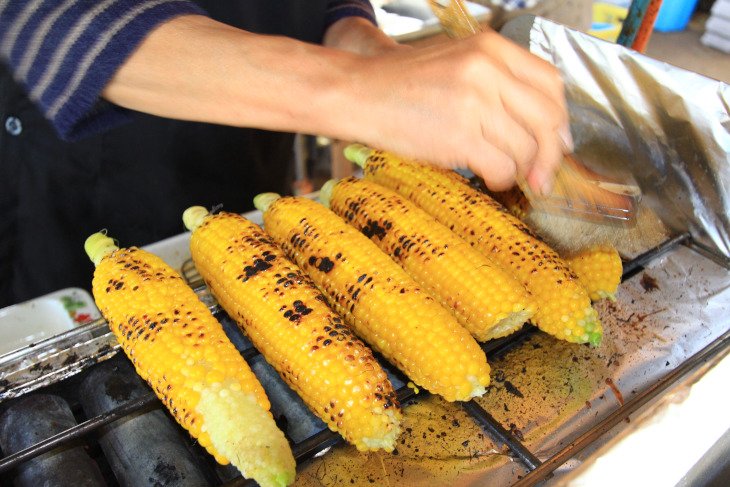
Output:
[{"xmin": 427, "ymin": 0, "xmax": 482, "ymax": 38}]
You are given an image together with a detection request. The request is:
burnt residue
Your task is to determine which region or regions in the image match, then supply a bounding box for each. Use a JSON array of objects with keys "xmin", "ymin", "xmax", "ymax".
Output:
[
  {"xmin": 640, "ymin": 272, "xmax": 660, "ymax": 292},
  {"xmin": 150, "ymin": 460, "xmax": 181, "ymax": 486},
  {"xmin": 61, "ymin": 354, "xmax": 79, "ymax": 367},
  {"xmin": 307, "ymin": 256, "xmax": 335, "ymax": 274},
  {"xmin": 104, "ymin": 374, "xmax": 137, "ymax": 403},
  {"xmin": 508, "ymin": 423, "xmax": 525, "ymax": 442},
  {"xmin": 503, "ymin": 381, "xmax": 524, "ymax": 398},
  {"xmin": 296, "ymin": 394, "xmax": 502, "ymax": 485},
  {"xmin": 28, "ymin": 362, "xmax": 54, "ymax": 373}
]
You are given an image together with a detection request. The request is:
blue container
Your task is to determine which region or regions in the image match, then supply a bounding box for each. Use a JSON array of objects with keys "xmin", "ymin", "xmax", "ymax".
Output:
[{"xmin": 654, "ymin": 0, "xmax": 700, "ymax": 32}]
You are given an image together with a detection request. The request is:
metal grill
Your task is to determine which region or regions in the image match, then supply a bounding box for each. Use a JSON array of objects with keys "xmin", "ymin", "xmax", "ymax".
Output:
[{"xmin": 1, "ymin": 232, "xmax": 728, "ymax": 486}]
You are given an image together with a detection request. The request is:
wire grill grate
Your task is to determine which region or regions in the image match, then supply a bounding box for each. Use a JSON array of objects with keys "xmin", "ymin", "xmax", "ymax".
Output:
[{"xmin": 2, "ymin": 232, "xmax": 725, "ymax": 486}]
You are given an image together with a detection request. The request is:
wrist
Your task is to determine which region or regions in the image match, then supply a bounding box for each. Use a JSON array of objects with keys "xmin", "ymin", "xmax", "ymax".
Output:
[{"xmin": 324, "ymin": 17, "xmax": 400, "ymax": 56}]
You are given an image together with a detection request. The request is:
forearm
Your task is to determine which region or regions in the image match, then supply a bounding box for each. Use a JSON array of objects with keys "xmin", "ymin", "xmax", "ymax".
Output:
[
  {"xmin": 102, "ymin": 15, "xmax": 360, "ymax": 139},
  {"xmin": 102, "ymin": 14, "xmax": 571, "ymax": 194}
]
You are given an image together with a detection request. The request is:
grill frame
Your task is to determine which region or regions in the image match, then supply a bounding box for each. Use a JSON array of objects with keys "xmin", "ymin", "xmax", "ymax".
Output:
[{"xmin": 1, "ymin": 231, "xmax": 728, "ymax": 486}]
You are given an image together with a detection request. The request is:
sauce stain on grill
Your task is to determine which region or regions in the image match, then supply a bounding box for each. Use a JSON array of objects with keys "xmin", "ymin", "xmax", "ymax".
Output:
[
  {"xmin": 605, "ymin": 377, "xmax": 624, "ymax": 406},
  {"xmin": 503, "ymin": 380, "xmax": 524, "ymax": 398},
  {"xmin": 640, "ymin": 272, "xmax": 660, "ymax": 292}
]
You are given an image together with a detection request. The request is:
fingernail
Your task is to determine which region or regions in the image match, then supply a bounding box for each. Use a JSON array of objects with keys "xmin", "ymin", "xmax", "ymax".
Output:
[
  {"xmin": 528, "ymin": 166, "xmax": 554, "ymax": 196},
  {"xmin": 559, "ymin": 125, "xmax": 574, "ymax": 153},
  {"xmin": 540, "ymin": 173, "xmax": 554, "ymax": 196}
]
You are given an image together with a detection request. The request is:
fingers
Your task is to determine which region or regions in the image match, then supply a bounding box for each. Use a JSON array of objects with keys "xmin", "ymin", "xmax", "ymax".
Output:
[
  {"xmin": 479, "ymin": 108, "xmax": 538, "ymax": 180},
  {"xmin": 466, "ymin": 141, "xmax": 518, "ymax": 191},
  {"xmin": 479, "ymin": 32, "xmax": 572, "ymax": 194},
  {"xmin": 481, "ymin": 33, "xmax": 572, "ymax": 148},
  {"xmin": 348, "ymin": 31, "xmax": 572, "ymax": 194}
]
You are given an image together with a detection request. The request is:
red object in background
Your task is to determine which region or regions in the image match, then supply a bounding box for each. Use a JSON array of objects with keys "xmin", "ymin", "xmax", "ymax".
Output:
[{"xmin": 632, "ymin": 0, "xmax": 664, "ymax": 52}]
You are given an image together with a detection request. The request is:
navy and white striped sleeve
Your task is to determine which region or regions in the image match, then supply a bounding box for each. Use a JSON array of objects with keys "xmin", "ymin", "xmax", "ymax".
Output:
[
  {"xmin": 0, "ymin": 0, "xmax": 206, "ymax": 140},
  {"xmin": 325, "ymin": 0, "xmax": 377, "ymax": 29},
  {"xmin": 0, "ymin": 1, "xmax": 377, "ymax": 141}
]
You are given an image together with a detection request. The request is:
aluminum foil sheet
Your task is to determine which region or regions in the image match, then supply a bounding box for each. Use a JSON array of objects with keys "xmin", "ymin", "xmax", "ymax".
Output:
[{"xmin": 527, "ymin": 18, "xmax": 730, "ymax": 262}]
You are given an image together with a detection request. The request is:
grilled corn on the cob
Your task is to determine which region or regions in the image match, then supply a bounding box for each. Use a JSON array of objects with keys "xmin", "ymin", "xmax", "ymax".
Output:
[
  {"xmin": 85, "ymin": 232, "xmax": 295, "ymax": 487},
  {"xmin": 254, "ymin": 194, "xmax": 491, "ymax": 402},
  {"xmin": 320, "ymin": 177, "xmax": 534, "ymax": 341},
  {"xmin": 563, "ymin": 246, "xmax": 622, "ymax": 302},
  {"xmin": 183, "ymin": 207, "xmax": 402, "ymax": 451},
  {"xmin": 488, "ymin": 187, "xmax": 622, "ymax": 302},
  {"xmin": 345, "ymin": 145, "xmax": 603, "ymax": 347}
]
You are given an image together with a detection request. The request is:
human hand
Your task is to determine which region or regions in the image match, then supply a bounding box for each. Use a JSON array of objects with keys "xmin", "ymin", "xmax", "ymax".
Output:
[{"xmin": 341, "ymin": 30, "xmax": 571, "ymax": 194}]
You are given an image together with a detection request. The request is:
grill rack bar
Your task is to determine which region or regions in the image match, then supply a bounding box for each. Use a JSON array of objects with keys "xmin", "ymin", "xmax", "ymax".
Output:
[
  {"xmin": 462, "ymin": 400, "xmax": 542, "ymax": 471},
  {"xmin": 621, "ymin": 232, "xmax": 692, "ymax": 278},
  {"xmin": 0, "ymin": 393, "xmax": 159, "ymax": 474},
  {"xmin": 0, "ymin": 233, "xmax": 709, "ymax": 485}
]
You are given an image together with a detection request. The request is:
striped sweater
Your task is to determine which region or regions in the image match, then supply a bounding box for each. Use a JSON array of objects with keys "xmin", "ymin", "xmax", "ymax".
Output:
[{"xmin": 0, "ymin": 0, "xmax": 376, "ymax": 140}]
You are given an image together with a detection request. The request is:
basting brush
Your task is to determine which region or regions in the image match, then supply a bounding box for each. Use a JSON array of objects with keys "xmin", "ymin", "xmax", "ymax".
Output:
[{"xmin": 481, "ymin": 182, "xmax": 668, "ymax": 257}]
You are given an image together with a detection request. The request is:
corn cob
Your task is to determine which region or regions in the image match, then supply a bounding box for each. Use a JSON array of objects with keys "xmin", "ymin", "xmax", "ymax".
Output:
[
  {"xmin": 562, "ymin": 246, "xmax": 622, "ymax": 302},
  {"xmin": 320, "ymin": 177, "xmax": 534, "ymax": 341},
  {"xmin": 487, "ymin": 186, "xmax": 622, "ymax": 302},
  {"xmin": 183, "ymin": 207, "xmax": 402, "ymax": 451},
  {"xmin": 345, "ymin": 144, "xmax": 603, "ymax": 347},
  {"xmin": 84, "ymin": 232, "xmax": 295, "ymax": 487},
  {"xmin": 254, "ymin": 194, "xmax": 491, "ymax": 402}
]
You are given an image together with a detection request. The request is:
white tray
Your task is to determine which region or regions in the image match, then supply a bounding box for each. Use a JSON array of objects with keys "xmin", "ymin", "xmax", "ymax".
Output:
[{"xmin": 0, "ymin": 288, "xmax": 101, "ymax": 356}]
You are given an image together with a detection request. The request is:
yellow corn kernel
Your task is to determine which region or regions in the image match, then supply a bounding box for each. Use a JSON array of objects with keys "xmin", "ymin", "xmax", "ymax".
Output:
[
  {"xmin": 345, "ymin": 145, "xmax": 602, "ymax": 347},
  {"xmin": 321, "ymin": 177, "xmax": 534, "ymax": 341},
  {"xmin": 254, "ymin": 194, "xmax": 491, "ymax": 402},
  {"xmin": 564, "ymin": 246, "xmax": 622, "ymax": 302},
  {"xmin": 84, "ymin": 233, "xmax": 295, "ymax": 487},
  {"xmin": 183, "ymin": 207, "xmax": 402, "ymax": 452}
]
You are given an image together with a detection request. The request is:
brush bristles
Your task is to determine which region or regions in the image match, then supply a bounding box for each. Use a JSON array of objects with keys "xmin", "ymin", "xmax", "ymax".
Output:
[
  {"xmin": 525, "ymin": 203, "xmax": 669, "ymax": 256},
  {"xmin": 521, "ymin": 155, "xmax": 642, "ymax": 226}
]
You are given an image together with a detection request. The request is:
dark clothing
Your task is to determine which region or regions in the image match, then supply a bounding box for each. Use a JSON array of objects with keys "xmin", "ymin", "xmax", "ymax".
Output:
[{"xmin": 0, "ymin": 0, "xmax": 335, "ymax": 307}]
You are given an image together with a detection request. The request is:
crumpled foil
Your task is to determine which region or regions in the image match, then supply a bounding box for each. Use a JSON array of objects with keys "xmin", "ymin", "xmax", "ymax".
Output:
[{"xmin": 528, "ymin": 17, "xmax": 730, "ymax": 262}]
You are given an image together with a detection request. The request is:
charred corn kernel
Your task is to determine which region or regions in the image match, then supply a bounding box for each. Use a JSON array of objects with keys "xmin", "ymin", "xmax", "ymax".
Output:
[
  {"xmin": 321, "ymin": 178, "xmax": 534, "ymax": 341},
  {"xmin": 488, "ymin": 186, "xmax": 530, "ymax": 221},
  {"xmin": 183, "ymin": 207, "xmax": 402, "ymax": 452},
  {"xmin": 564, "ymin": 246, "xmax": 622, "ymax": 302},
  {"xmin": 84, "ymin": 232, "xmax": 295, "ymax": 487},
  {"xmin": 345, "ymin": 145, "xmax": 602, "ymax": 347},
  {"xmin": 484, "ymin": 186, "xmax": 623, "ymax": 302},
  {"xmin": 254, "ymin": 194, "xmax": 491, "ymax": 402}
]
